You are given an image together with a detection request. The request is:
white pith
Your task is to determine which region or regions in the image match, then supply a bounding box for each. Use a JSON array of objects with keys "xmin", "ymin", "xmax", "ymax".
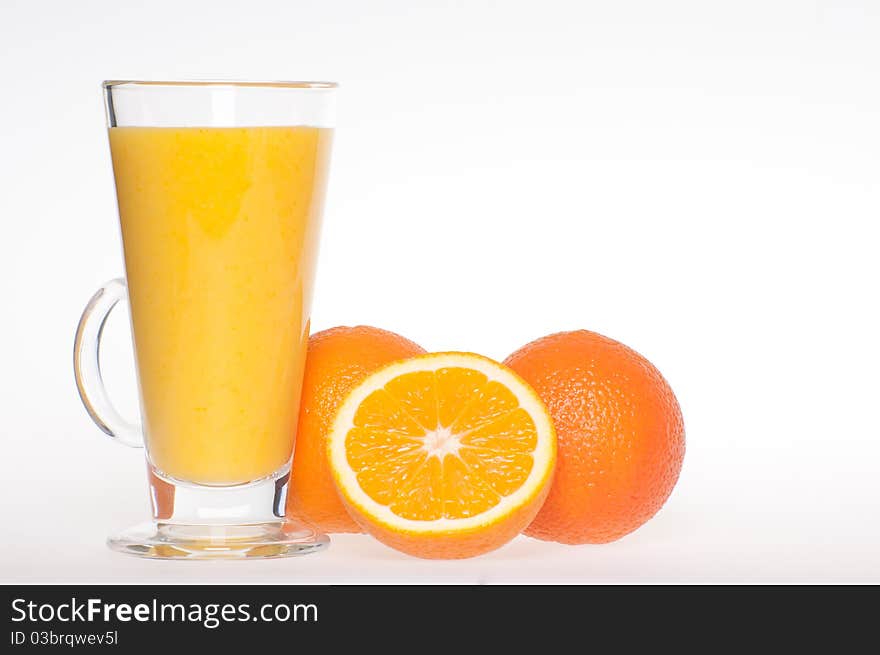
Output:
[
  {"xmin": 328, "ymin": 353, "xmax": 556, "ymax": 534},
  {"xmin": 422, "ymin": 425, "xmax": 461, "ymax": 459}
]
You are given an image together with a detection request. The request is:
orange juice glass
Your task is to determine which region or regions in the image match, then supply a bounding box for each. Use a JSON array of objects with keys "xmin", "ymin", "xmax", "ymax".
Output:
[{"xmin": 74, "ymin": 81, "xmax": 336, "ymax": 559}]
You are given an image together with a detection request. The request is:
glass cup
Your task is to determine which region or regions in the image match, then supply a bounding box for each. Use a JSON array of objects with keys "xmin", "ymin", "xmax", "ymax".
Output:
[{"xmin": 74, "ymin": 80, "xmax": 336, "ymax": 559}]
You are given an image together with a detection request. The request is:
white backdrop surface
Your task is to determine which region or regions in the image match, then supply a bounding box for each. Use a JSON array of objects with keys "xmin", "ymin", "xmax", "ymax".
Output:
[{"xmin": 1, "ymin": 0, "xmax": 878, "ymax": 583}]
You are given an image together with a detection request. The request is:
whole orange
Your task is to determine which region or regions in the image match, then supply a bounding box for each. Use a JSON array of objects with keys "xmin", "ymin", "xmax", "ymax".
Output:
[
  {"xmin": 287, "ymin": 326, "xmax": 426, "ymax": 532},
  {"xmin": 504, "ymin": 330, "xmax": 684, "ymax": 544}
]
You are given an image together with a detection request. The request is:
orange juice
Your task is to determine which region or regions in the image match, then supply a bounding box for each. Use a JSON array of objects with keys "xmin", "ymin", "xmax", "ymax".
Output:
[{"xmin": 108, "ymin": 126, "xmax": 332, "ymax": 485}]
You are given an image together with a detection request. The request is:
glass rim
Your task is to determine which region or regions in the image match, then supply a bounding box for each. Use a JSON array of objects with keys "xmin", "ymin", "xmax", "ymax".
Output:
[{"xmin": 103, "ymin": 80, "xmax": 338, "ymax": 90}]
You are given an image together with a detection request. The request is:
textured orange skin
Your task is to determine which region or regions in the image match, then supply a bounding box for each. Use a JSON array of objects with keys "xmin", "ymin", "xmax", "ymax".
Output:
[
  {"xmin": 286, "ymin": 326, "xmax": 426, "ymax": 533},
  {"xmin": 504, "ymin": 330, "xmax": 685, "ymax": 544},
  {"xmin": 341, "ymin": 479, "xmax": 552, "ymax": 559}
]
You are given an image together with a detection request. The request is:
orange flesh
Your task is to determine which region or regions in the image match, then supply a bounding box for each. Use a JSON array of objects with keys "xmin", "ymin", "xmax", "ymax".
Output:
[{"xmin": 344, "ymin": 367, "xmax": 537, "ymax": 521}]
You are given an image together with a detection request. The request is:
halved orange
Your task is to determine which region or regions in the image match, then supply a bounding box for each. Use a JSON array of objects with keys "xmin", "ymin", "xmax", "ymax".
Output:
[{"xmin": 327, "ymin": 352, "xmax": 556, "ymax": 559}]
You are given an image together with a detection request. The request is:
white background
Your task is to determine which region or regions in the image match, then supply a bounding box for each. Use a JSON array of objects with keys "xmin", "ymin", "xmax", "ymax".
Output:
[{"xmin": 1, "ymin": 0, "xmax": 878, "ymax": 583}]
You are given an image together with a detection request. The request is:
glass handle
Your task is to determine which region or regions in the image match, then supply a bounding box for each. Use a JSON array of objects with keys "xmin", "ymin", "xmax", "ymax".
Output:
[{"xmin": 73, "ymin": 278, "xmax": 143, "ymax": 448}]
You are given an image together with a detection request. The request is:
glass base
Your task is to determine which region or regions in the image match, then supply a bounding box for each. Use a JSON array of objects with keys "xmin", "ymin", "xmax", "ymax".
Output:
[
  {"xmin": 107, "ymin": 463, "xmax": 329, "ymax": 560},
  {"xmin": 107, "ymin": 518, "xmax": 329, "ymax": 560}
]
